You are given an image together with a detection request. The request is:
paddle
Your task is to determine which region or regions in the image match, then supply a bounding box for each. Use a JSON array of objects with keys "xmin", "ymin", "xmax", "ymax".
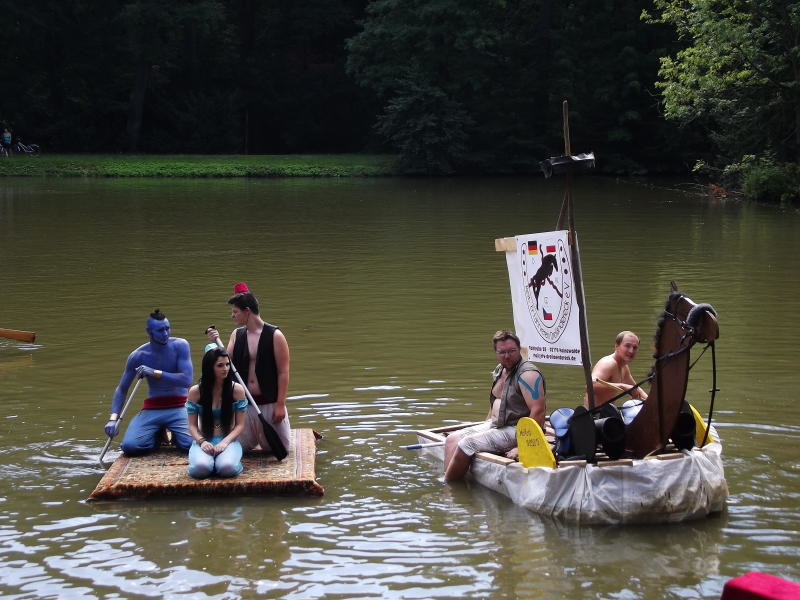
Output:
[
  {"xmin": 595, "ymin": 377, "xmax": 644, "ymax": 396},
  {"xmin": 403, "ymin": 441, "xmax": 445, "ymax": 450},
  {"xmin": 0, "ymin": 328, "xmax": 36, "ymax": 343},
  {"xmin": 205, "ymin": 327, "xmax": 288, "ymax": 461},
  {"xmin": 516, "ymin": 417, "xmax": 557, "ymax": 468},
  {"xmin": 688, "ymin": 404, "xmax": 716, "ymax": 446},
  {"xmin": 98, "ymin": 375, "xmax": 143, "ymax": 467}
]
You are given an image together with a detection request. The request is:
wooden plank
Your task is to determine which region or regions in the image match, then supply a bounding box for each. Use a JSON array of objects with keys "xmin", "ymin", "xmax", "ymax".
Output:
[
  {"xmin": 416, "ymin": 431, "xmax": 443, "ymax": 443},
  {"xmin": 655, "ymin": 453, "xmax": 685, "ymax": 461},
  {"xmin": 476, "ymin": 452, "xmax": 514, "ymax": 466},
  {"xmin": 424, "ymin": 422, "xmax": 485, "ymax": 435},
  {"xmin": 598, "ymin": 458, "xmax": 634, "ymax": 467},
  {"xmin": 0, "ymin": 328, "xmax": 36, "ymax": 343},
  {"xmin": 494, "ymin": 237, "xmax": 516, "ymax": 252}
]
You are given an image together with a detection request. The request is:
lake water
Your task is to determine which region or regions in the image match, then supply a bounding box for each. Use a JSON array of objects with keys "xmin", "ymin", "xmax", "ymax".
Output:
[{"xmin": 1, "ymin": 176, "xmax": 798, "ymax": 599}]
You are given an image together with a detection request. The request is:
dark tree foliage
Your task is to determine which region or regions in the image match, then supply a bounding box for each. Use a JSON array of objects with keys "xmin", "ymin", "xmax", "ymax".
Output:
[
  {"xmin": 0, "ymin": 0, "xmax": 709, "ymax": 175},
  {"xmin": 0, "ymin": 0, "xmax": 374, "ymax": 154},
  {"xmin": 347, "ymin": 0, "xmax": 694, "ymax": 173}
]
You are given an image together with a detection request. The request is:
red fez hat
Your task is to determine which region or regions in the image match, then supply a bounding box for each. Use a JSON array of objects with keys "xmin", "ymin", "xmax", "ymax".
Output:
[{"xmin": 233, "ymin": 282, "xmax": 249, "ymax": 294}]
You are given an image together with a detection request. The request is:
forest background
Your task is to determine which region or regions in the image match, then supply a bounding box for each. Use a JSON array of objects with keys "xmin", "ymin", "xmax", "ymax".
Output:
[{"xmin": 1, "ymin": 0, "xmax": 798, "ymax": 203}]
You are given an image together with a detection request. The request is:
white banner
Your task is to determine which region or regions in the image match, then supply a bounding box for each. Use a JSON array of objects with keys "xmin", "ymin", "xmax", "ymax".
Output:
[{"xmin": 504, "ymin": 231, "xmax": 583, "ymax": 365}]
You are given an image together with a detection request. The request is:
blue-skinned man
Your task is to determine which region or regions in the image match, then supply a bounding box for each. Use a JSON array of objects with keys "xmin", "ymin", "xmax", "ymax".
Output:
[{"xmin": 104, "ymin": 309, "xmax": 193, "ymax": 455}]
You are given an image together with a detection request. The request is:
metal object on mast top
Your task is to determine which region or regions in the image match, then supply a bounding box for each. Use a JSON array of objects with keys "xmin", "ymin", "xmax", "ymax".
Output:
[
  {"xmin": 539, "ymin": 152, "xmax": 596, "ymax": 179},
  {"xmin": 539, "ymin": 102, "xmax": 595, "ymax": 179}
]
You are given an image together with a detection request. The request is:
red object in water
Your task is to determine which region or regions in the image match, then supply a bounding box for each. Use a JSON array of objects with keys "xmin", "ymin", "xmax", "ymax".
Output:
[{"xmin": 721, "ymin": 572, "xmax": 800, "ymax": 600}]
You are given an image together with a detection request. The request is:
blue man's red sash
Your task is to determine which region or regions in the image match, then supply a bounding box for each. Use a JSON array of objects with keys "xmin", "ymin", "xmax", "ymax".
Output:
[{"xmin": 142, "ymin": 395, "xmax": 188, "ymax": 410}]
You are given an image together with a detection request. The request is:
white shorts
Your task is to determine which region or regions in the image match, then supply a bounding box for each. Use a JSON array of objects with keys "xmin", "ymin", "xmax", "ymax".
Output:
[
  {"xmin": 238, "ymin": 403, "xmax": 291, "ymax": 453},
  {"xmin": 456, "ymin": 421, "xmax": 517, "ymax": 457}
]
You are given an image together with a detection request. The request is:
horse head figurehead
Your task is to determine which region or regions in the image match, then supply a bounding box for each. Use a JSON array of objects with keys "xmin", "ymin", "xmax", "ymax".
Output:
[{"xmin": 626, "ymin": 287, "xmax": 718, "ymax": 457}]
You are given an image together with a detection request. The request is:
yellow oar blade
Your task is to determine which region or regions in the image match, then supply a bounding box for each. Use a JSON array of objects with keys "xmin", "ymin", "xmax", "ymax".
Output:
[
  {"xmin": 516, "ymin": 417, "xmax": 557, "ymax": 468},
  {"xmin": 0, "ymin": 328, "xmax": 36, "ymax": 343},
  {"xmin": 689, "ymin": 404, "xmax": 716, "ymax": 446}
]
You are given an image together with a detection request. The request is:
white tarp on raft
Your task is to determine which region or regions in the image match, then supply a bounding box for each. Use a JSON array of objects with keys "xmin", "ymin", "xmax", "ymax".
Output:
[
  {"xmin": 419, "ymin": 433, "xmax": 728, "ymax": 525},
  {"xmin": 504, "ymin": 230, "xmax": 583, "ymax": 366}
]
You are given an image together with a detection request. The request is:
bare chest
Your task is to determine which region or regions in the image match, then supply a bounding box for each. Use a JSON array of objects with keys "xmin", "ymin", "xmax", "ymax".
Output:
[
  {"xmin": 245, "ymin": 330, "xmax": 262, "ymax": 362},
  {"xmin": 491, "ymin": 370, "xmax": 509, "ymax": 399}
]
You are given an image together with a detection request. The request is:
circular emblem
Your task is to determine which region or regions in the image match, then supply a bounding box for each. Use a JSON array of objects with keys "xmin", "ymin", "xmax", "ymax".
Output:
[{"xmin": 520, "ymin": 237, "xmax": 573, "ymax": 343}]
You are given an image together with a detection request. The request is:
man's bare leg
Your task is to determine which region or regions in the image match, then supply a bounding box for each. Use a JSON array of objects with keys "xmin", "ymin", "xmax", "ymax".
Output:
[
  {"xmin": 444, "ymin": 448, "xmax": 472, "ymax": 481},
  {"xmin": 443, "ymin": 433, "xmax": 461, "ymax": 473}
]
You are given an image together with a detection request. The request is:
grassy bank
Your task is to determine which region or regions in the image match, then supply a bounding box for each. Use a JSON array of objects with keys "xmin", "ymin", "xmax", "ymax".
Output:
[{"xmin": 0, "ymin": 153, "xmax": 400, "ymax": 177}]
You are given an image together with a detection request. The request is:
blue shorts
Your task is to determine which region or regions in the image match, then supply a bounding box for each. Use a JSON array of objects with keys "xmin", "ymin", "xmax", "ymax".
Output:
[{"xmin": 120, "ymin": 407, "xmax": 192, "ymax": 455}]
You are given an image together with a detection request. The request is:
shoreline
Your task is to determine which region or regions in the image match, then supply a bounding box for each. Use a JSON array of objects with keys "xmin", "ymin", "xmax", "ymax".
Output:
[{"xmin": 0, "ymin": 153, "xmax": 400, "ymax": 178}]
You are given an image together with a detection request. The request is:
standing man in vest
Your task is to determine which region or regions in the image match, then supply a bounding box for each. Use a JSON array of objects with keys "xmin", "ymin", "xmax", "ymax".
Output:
[
  {"xmin": 207, "ymin": 282, "xmax": 291, "ymax": 452},
  {"xmin": 105, "ymin": 309, "xmax": 194, "ymax": 455},
  {"xmin": 443, "ymin": 330, "xmax": 546, "ymax": 481}
]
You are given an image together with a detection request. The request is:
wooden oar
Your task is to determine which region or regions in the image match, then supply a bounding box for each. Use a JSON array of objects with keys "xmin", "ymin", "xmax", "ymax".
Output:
[
  {"xmin": 595, "ymin": 377, "xmax": 626, "ymax": 393},
  {"xmin": 206, "ymin": 327, "xmax": 288, "ymax": 461},
  {"xmin": 98, "ymin": 375, "xmax": 144, "ymax": 468},
  {"xmin": 0, "ymin": 328, "xmax": 36, "ymax": 343}
]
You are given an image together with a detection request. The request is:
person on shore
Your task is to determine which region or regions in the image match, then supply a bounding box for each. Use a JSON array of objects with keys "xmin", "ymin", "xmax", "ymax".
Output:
[
  {"xmin": 186, "ymin": 345, "xmax": 248, "ymax": 478},
  {"xmin": 443, "ymin": 330, "xmax": 546, "ymax": 481},
  {"xmin": 1, "ymin": 128, "xmax": 11, "ymax": 156},
  {"xmin": 105, "ymin": 310, "xmax": 194, "ymax": 455},
  {"xmin": 206, "ymin": 282, "xmax": 291, "ymax": 453},
  {"xmin": 587, "ymin": 330, "xmax": 649, "ymax": 407}
]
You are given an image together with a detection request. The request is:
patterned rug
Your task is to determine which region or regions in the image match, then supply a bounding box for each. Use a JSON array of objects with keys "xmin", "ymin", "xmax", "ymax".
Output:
[{"xmin": 89, "ymin": 428, "xmax": 323, "ymax": 500}]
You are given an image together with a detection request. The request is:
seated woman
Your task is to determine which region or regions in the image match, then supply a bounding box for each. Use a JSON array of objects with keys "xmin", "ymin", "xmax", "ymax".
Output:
[{"xmin": 186, "ymin": 345, "xmax": 248, "ymax": 478}]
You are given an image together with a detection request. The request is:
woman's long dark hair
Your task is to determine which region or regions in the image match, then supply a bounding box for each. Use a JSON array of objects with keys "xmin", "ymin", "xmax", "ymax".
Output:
[{"xmin": 198, "ymin": 347, "xmax": 235, "ymax": 439}]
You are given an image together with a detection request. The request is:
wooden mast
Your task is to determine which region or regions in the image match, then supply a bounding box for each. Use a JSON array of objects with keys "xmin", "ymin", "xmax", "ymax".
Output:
[{"xmin": 554, "ymin": 101, "xmax": 595, "ymax": 409}]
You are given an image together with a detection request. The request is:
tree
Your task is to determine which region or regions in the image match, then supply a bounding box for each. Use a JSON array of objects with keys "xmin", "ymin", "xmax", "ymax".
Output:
[
  {"xmin": 347, "ymin": 0, "xmax": 524, "ymax": 172},
  {"xmin": 645, "ymin": 0, "xmax": 800, "ymax": 165},
  {"xmin": 347, "ymin": 0, "xmax": 693, "ymax": 174},
  {"xmin": 118, "ymin": 0, "xmax": 226, "ymax": 151}
]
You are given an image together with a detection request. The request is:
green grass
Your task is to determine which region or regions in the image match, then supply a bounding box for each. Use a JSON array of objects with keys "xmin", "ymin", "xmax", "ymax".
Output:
[{"xmin": 0, "ymin": 153, "xmax": 400, "ymax": 177}]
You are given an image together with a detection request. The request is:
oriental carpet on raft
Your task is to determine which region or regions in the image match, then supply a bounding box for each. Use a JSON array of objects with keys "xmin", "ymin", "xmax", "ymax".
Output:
[{"xmin": 89, "ymin": 428, "xmax": 323, "ymax": 500}]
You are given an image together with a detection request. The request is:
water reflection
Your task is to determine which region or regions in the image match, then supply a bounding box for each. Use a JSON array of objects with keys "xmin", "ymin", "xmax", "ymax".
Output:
[{"xmin": 463, "ymin": 485, "xmax": 726, "ymax": 599}]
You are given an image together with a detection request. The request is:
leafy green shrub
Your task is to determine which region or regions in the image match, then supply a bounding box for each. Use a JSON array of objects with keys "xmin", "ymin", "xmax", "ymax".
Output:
[{"xmin": 728, "ymin": 155, "xmax": 800, "ymax": 204}]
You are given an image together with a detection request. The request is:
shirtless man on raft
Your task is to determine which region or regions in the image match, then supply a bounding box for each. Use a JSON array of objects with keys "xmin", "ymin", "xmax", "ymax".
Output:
[
  {"xmin": 587, "ymin": 330, "xmax": 649, "ymax": 408},
  {"xmin": 206, "ymin": 282, "xmax": 291, "ymax": 453}
]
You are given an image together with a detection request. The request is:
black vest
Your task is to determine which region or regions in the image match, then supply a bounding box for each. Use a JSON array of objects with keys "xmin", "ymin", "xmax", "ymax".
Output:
[{"xmin": 232, "ymin": 324, "xmax": 279, "ymax": 404}]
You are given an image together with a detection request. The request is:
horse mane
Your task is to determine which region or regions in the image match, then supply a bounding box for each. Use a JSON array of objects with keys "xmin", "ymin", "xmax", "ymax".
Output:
[{"xmin": 652, "ymin": 291, "xmax": 683, "ymax": 358}]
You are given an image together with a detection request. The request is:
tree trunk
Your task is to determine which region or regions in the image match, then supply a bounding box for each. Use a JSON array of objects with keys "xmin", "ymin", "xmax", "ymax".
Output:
[
  {"xmin": 239, "ymin": 0, "xmax": 256, "ymax": 154},
  {"xmin": 126, "ymin": 62, "xmax": 150, "ymax": 152}
]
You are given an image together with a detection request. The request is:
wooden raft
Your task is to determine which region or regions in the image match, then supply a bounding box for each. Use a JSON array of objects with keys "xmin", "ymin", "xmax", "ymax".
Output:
[{"xmin": 88, "ymin": 428, "xmax": 323, "ymax": 500}]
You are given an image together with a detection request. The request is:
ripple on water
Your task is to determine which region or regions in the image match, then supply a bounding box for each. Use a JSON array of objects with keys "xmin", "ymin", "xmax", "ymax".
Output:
[{"xmin": 280, "ymin": 496, "xmax": 498, "ymax": 599}]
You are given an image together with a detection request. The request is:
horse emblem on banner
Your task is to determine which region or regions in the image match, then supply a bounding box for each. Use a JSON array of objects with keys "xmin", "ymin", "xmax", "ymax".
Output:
[{"xmin": 520, "ymin": 235, "xmax": 573, "ymax": 344}]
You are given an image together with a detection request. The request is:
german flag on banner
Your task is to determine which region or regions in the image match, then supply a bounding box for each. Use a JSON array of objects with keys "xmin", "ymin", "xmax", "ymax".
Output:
[{"xmin": 527, "ymin": 241, "xmax": 538, "ymax": 255}]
